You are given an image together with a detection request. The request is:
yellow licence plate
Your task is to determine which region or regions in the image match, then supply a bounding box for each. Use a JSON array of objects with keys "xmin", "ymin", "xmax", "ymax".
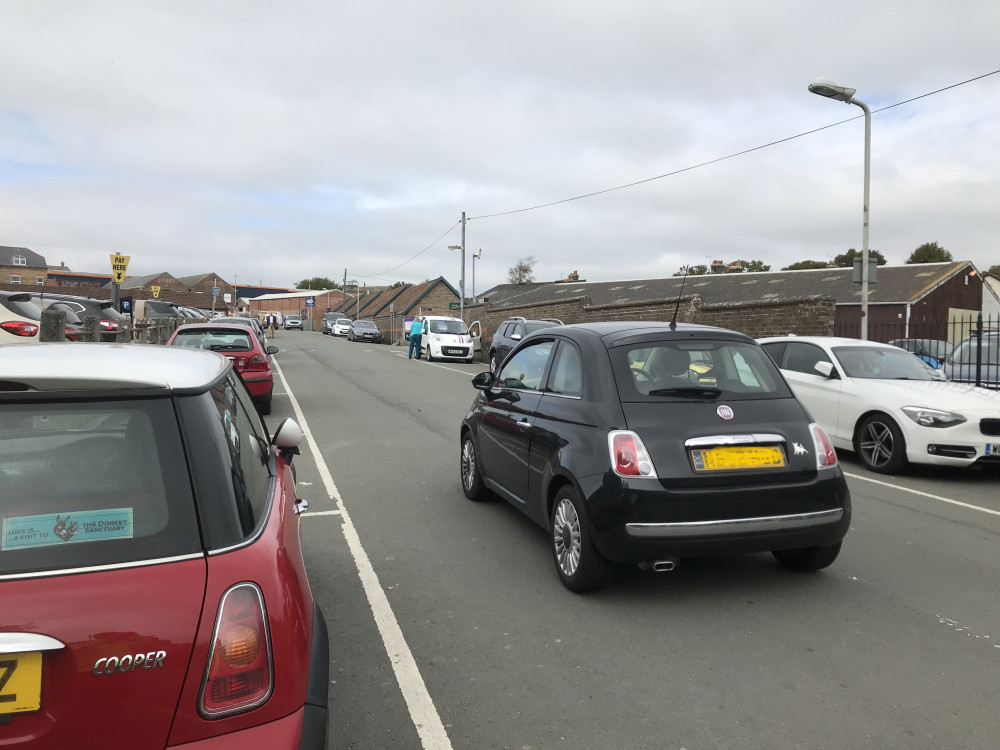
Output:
[
  {"xmin": 690, "ymin": 445, "xmax": 786, "ymax": 472},
  {"xmin": 0, "ymin": 651, "xmax": 43, "ymax": 714}
]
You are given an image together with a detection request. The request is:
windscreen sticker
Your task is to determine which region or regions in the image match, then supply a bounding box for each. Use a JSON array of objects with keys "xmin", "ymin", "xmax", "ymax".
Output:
[{"xmin": 3, "ymin": 508, "xmax": 134, "ymax": 550}]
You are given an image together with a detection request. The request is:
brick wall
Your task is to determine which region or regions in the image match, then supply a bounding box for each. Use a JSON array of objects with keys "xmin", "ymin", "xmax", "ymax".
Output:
[
  {"xmin": 465, "ymin": 294, "xmax": 836, "ymax": 345},
  {"xmin": 1, "ymin": 264, "xmax": 47, "ymax": 285}
]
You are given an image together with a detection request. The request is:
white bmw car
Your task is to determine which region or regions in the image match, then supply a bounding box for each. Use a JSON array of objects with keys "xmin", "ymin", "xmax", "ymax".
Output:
[{"xmin": 758, "ymin": 336, "xmax": 1000, "ymax": 473}]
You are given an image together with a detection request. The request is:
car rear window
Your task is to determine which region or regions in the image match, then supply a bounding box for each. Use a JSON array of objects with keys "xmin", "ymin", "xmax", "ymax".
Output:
[
  {"xmin": 0, "ymin": 397, "xmax": 201, "ymax": 577},
  {"xmin": 172, "ymin": 330, "xmax": 254, "ymax": 352},
  {"xmin": 613, "ymin": 340, "xmax": 791, "ymax": 401}
]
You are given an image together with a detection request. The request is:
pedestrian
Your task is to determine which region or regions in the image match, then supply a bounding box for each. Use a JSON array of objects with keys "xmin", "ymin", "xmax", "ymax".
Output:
[
  {"xmin": 266, "ymin": 313, "xmax": 276, "ymax": 338},
  {"xmin": 408, "ymin": 318, "xmax": 423, "ymax": 359}
]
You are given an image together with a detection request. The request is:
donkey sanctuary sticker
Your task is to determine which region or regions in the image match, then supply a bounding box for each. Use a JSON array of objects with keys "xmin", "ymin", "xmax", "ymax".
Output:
[{"xmin": 3, "ymin": 509, "xmax": 134, "ymax": 550}]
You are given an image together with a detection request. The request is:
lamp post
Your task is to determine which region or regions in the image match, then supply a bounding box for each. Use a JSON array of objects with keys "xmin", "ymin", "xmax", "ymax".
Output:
[
  {"xmin": 471, "ymin": 248, "xmax": 482, "ymax": 300},
  {"xmin": 809, "ymin": 77, "xmax": 872, "ymax": 340},
  {"xmin": 449, "ymin": 243, "xmax": 464, "ymax": 320}
]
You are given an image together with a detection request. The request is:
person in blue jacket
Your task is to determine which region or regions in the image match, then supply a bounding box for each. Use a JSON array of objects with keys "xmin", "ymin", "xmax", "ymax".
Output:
[{"xmin": 408, "ymin": 318, "xmax": 423, "ymax": 359}]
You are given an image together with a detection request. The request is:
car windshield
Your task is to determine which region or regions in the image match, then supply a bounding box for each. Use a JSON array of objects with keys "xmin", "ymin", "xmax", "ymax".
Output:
[
  {"xmin": 614, "ymin": 340, "xmax": 788, "ymax": 401},
  {"xmin": 338, "ymin": 319, "xmax": 351, "ymax": 325},
  {"xmin": 172, "ymin": 330, "xmax": 253, "ymax": 351},
  {"xmin": 950, "ymin": 337, "xmax": 1000, "ymax": 365},
  {"xmin": 833, "ymin": 346, "xmax": 940, "ymax": 380},
  {"xmin": 428, "ymin": 319, "xmax": 468, "ymax": 335},
  {"xmin": 355, "ymin": 321, "xmax": 376, "ymax": 329}
]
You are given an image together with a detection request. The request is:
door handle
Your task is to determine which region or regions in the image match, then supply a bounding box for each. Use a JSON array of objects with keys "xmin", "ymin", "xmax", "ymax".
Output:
[{"xmin": 516, "ymin": 420, "xmax": 532, "ymax": 429}]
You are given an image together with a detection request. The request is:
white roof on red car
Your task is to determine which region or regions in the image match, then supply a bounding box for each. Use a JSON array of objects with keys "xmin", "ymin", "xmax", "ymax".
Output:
[{"xmin": 0, "ymin": 342, "xmax": 229, "ymax": 391}]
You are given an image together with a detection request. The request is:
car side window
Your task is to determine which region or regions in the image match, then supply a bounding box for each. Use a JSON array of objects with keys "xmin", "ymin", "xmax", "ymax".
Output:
[
  {"xmin": 547, "ymin": 341, "xmax": 583, "ymax": 395},
  {"xmin": 780, "ymin": 342, "xmax": 831, "ymax": 375},
  {"xmin": 498, "ymin": 340, "xmax": 555, "ymax": 391},
  {"xmin": 512, "ymin": 323, "xmax": 525, "ymax": 340},
  {"xmin": 208, "ymin": 374, "xmax": 273, "ymax": 533}
]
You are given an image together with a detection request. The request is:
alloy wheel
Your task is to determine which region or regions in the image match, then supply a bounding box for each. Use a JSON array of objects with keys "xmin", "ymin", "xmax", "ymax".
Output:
[{"xmin": 552, "ymin": 498, "xmax": 582, "ymax": 576}]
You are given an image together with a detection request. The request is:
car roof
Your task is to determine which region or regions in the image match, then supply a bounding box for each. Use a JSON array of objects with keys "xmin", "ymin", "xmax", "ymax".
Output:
[
  {"xmin": 757, "ymin": 335, "xmax": 897, "ymax": 350},
  {"xmin": 0, "ymin": 342, "xmax": 229, "ymax": 391},
  {"xmin": 544, "ymin": 321, "xmax": 755, "ymax": 348}
]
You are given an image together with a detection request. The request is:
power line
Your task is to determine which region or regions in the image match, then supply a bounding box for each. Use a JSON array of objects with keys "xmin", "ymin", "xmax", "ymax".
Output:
[{"xmin": 469, "ymin": 69, "xmax": 1000, "ymax": 222}]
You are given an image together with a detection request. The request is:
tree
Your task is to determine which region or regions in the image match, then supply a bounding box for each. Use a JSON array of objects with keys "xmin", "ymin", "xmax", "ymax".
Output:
[
  {"xmin": 906, "ymin": 241, "xmax": 953, "ymax": 264},
  {"xmin": 673, "ymin": 264, "xmax": 708, "ymax": 276},
  {"xmin": 833, "ymin": 248, "xmax": 887, "ymax": 267},
  {"xmin": 782, "ymin": 260, "xmax": 831, "ymax": 271},
  {"xmin": 296, "ymin": 277, "xmax": 339, "ymax": 290},
  {"xmin": 734, "ymin": 259, "xmax": 771, "ymax": 273},
  {"xmin": 987, "ymin": 264, "xmax": 1000, "ymax": 277},
  {"xmin": 507, "ymin": 256, "xmax": 536, "ymax": 284}
]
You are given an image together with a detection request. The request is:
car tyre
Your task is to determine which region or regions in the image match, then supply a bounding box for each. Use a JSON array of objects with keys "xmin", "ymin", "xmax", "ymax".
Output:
[
  {"xmin": 257, "ymin": 395, "xmax": 272, "ymax": 416},
  {"xmin": 854, "ymin": 413, "xmax": 907, "ymax": 474},
  {"xmin": 772, "ymin": 541, "xmax": 842, "ymax": 571},
  {"xmin": 460, "ymin": 432, "xmax": 490, "ymax": 501},
  {"xmin": 550, "ymin": 485, "xmax": 611, "ymax": 593}
]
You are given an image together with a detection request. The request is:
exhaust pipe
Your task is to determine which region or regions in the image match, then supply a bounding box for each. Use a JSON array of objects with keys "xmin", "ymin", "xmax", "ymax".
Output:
[{"xmin": 640, "ymin": 557, "xmax": 679, "ymax": 573}]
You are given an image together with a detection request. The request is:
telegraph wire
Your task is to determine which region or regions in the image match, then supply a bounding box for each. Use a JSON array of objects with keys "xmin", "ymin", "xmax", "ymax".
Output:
[{"xmin": 469, "ymin": 68, "xmax": 1000, "ymax": 222}]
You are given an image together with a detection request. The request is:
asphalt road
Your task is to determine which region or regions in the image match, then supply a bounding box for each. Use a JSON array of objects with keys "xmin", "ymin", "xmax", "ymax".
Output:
[{"xmin": 264, "ymin": 329, "xmax": 1000, "ymax": 750}]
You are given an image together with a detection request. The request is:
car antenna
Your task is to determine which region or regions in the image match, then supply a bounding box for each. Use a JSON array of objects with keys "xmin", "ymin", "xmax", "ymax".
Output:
[{"xmin": 669, "ymin": 267, "xmax": 689, "ymax": 331}]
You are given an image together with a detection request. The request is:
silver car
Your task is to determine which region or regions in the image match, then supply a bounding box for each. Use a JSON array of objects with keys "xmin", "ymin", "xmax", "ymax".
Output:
[{"xmin": 943, "ymin": 331, "xmax": 1000, "ymax": 389}]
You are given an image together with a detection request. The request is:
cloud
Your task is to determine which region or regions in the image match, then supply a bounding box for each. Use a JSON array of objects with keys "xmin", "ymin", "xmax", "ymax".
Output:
[{"xmin": 1, "ymin": 0, "xmax": 998, "ymax": 291}]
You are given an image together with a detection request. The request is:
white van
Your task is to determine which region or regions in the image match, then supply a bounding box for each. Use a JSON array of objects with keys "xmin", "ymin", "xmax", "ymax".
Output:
[{"xmin": 419, "ymin": 315, "xmax": 474, "ymax": 363}]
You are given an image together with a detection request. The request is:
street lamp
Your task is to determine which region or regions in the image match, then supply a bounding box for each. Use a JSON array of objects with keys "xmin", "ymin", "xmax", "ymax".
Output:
[
  {"xmin": 471, "ymin": 248, "xmax": 482, "ymax": 301},
  {"xmin": 809, "ymin": 77, "xmax": 872, "ymax": 340},
  {"xmin": 448, "ymin": 244, "xmax": 465, "ymax": 320}
]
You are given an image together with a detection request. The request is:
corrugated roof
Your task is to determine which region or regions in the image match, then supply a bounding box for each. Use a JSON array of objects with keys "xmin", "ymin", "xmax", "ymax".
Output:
[{"xmin": 479, "ymin": 262, "xmax": 975, "ymax": 309}]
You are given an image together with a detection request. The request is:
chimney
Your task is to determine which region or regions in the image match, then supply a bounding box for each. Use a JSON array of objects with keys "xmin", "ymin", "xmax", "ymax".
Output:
[
  {"xmin": 568, "ymin": 270, "xmax": 579, "ymax": 282},
  {"xmin": 710, "ymin": 260, "xmax": 726, "ymax": 274},
  {"xmin": 726, "ymin": 261, "xmax": 743, "ymax": 273}
]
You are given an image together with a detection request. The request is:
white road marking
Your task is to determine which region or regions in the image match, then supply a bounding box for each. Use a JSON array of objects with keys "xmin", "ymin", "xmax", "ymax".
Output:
[
  {"xmin": 844, "ymin": 471, "xmax": 1000, "ymax": 517},
  {"xmin": 271, "ymin": 359, "xmax": 453, "ymax": 750},
  {"xmin": 390, "ymin": 350, "xmax": 479, "ymax": 375}
]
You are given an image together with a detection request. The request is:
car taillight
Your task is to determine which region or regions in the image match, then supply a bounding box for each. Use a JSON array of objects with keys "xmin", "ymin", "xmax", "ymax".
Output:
[
  {"xmin": 99, "ymin": 320, "xmax": 119, "ymax": 331},
  {"xmin": 0, "ymin": 321, "xmax": 39, "ymax": 337},
  {"xmin": 199, "ymin": 583, "xmax": 273, "ymax": 718},
  {"xmin": 64, "ymin": 327, "xmax": 80, "ymax": 341},
  {"xmin": 608, "ymin": 430, "xmax": 657, "ymax": 478},
  {"xmin": 810, "ymin": 423, "xmax": 838, "ymax": 468},
  {"xmin": 245, "ymin": 354, "xmax": 270, "ymax": 372}
]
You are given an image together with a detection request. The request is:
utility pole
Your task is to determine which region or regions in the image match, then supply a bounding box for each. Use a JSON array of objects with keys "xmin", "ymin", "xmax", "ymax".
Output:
[{"xmin": 460, "ymin": 211, "xmax": 466, "ymax": 322}]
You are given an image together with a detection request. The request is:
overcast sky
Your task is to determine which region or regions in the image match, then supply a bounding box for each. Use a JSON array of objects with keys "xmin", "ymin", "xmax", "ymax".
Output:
[{"xmin": 2, "ymin": 1, "xmax": 998, "ymax": 295}]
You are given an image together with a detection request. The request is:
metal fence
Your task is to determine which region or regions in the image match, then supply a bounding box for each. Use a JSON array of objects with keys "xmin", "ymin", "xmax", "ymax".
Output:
[{"xmin": 834, "ymin": 312, "xmax": 1000, "ymax": 389}]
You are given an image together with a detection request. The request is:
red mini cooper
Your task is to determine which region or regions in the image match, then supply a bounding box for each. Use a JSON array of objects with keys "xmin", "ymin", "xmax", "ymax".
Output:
[{"xmin": 0, "ymin": 343, "xmax": 327, "ymax": 748}]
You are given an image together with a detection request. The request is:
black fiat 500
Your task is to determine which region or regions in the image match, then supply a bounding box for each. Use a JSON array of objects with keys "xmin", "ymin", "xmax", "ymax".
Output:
[{"xmin": 459, "ymin": 322, "xmax": 851, "ymax": 592}]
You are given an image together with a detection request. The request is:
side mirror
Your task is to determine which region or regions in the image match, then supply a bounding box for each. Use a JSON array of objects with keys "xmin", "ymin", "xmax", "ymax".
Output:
[
  {"xmin": 471, "ymin": 371, "xmax": 494, "ymax": 390},
  {"xmin": 511, "ymin": 333, "xmax": 522, "ymax": 341},
  {"xmin": 814, "ymin": 361, "xmax": 835, "ymax": 378},
  {"xmin": 272, "ymin": 417, "xmax": 303, "ymax": 457},
  {"xmin": 266, "ymin": 345, "xmax": 278, "ymax": 355}
]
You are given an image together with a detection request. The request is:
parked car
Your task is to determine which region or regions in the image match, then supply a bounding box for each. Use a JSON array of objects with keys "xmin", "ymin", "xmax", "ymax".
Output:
[
  {"xmin": 0, "ymin": 291, "xmax": 45, "ymax": 344},
  {"xmin": 224, "ymin": 316, "xmax": 269, "ymax": 351},
  {"xmin": 419, "ymin": 315, "xmax": 475, "ymax": 363},
  {"xmin": 31, "ymin": 292, "xmax": 124, "ymax": 342},
  {"xmin": 166, "ymin": 323, "xmax": 278, "ymax": 414},
  {"xmin": 284, "ymin": 315, "xmax": 304, "ymax": 331},
  {"xmin": 332, "ymin": 318, "xmax": 352, "ymax": 337},
  {"xmin": 347, "ymin": 320, "xmax": 382, "ymax": 343},
  {"xmin": 942, "ymin": 331, "xmax": 1000, "ymax": 390},
  {"xmin": 460, "ymin": 322, "xmax": 851, "ymax": 592},
  {"xmin": 0, "ymin": 343, "xmax": 327, "ymax": 749},
  {"xmin": 759, "ymin": 336, "xmax": 1000, "ymax": 473},
  {"xmin": 321, "ymin": 313, "xmax": 339, "ymax": 335},
  {"xmin": 888, "ymin": 338, "xmax": 953, "ymax": 369},
  {"xmin": 489, "ymin": 316, "xmax": 564, "ymax": 372}
]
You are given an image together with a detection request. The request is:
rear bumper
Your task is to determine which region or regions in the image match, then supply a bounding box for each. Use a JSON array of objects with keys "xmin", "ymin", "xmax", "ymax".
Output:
[
  {"xmin": 167, "ymin": 706, "xmax": 319, "ymax": 749},
  {"xmin": 579, "ymin": 471, "xmax": 851, "ymax": 563},
  {"xmin": 244, "ymin": 376, "xmax": 273, "ymax": 397}
]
